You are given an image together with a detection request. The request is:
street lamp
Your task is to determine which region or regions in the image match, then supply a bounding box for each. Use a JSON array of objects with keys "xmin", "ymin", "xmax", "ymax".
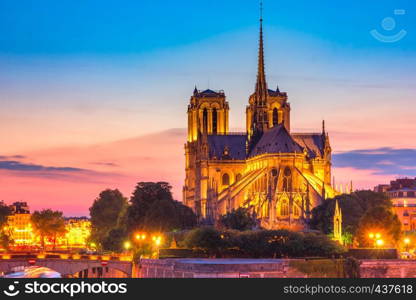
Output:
[
  {"xmin": 369, "ymin": 232, "xmax": 383, "ymax": 248},
  {"xmin": 404, "ymin": 238, "xmax": 411, "ymax": 252},
  {"xmin": 376, "ymin": 239, "xmax": 384, "ymax": 248},
  {"xmin": 124, "ymin": 241, "xmax": 131, "ymax": 251}
]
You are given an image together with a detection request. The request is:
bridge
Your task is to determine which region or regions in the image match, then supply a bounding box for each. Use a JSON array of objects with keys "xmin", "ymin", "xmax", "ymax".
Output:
[{"xmin": 0, "ymin": 253, "xmax": 136, "ymax": 278}]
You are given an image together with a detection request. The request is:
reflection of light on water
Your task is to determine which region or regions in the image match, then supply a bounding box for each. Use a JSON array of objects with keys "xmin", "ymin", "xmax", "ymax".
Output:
[{"xmin": 3, "ymin": 266, "xmax": 61, "ymax": 278}]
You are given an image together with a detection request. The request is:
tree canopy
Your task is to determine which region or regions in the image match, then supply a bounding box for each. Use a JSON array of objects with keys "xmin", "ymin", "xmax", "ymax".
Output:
[
  {"xmin": 0, "ymin": 201, "xmax": 12, "ymax": 250},
  {"xmin": 356, "ymin": 206, "xmax": 401, "ymax": 247},
  {"xmin": 219, "ymin": 208, "xmax": 257, "ymax": 231},
  {"xmin": 31, "ymin": 209, "xmax": 66, "ymax": 249},
  {"xmin": 310, "ymin": 190, "xmax": 397, "ymax": 246},
  {"xmin": 89, "ymin": 189, "xmax": 128, "ymax": 248},
  {"xmin": 126, "ymin": 182, "xmax": 197, "ymax": 232}
]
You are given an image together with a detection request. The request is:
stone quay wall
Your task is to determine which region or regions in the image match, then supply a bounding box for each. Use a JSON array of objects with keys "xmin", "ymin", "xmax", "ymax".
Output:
[
  {"xmin": 139, "ymin": 259, "xmax": 416, "ymax": 278},
  {"xmin": 140, "ymin": 259, "xmax": 312, "ymax": 278}
]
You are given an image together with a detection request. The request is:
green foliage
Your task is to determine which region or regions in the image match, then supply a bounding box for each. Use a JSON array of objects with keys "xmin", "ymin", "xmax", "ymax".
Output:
[
  {"xmin": 356, "ymin": 206, "xmax": 402, "ymax": 247},
  {"xmin": 310, "ymin": 190, "xmax": 392, "ymax": 242},
  {"xmin": 183, "ymin": 227, "xmax": 227, "ymax": 256},
  {"xmin": 127, "ymin": 182, "xmax": 197, "ymax": 232},
  {"xmin": 0, "ymin": 232, "xmax": 13, "ymax": 250},
  {"xmin": 89, "ymin": 189, "xmax": 128, "ymax": 249},
  {"xmin": 101, "ymin": 228, "xmax": 127, "ymax": 252},
  {"xmin": 31, "ymin": 209, "xmax": 66, "ymax": 249},
  {"xmin": 182, "ymin": 228, "xmax": 345, "ymax": 258},
  {"xmin": 219, "ymin": 208, "xmax": 257, "ymax": 231},
  {"xmin": 0, "ymin": 201, "xmax": 12, "ymax": 250}
]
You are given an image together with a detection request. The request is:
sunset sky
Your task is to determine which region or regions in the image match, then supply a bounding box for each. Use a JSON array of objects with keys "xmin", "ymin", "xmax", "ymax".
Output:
[{"xmin": 0, "ymin": 0, "xmax": 415, "ymax": 216}]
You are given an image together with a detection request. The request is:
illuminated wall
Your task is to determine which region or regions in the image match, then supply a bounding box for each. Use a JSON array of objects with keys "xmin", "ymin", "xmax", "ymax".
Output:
[{"xmin": 5, "ymin": 213, "xmax": 35, "ymax": 246}]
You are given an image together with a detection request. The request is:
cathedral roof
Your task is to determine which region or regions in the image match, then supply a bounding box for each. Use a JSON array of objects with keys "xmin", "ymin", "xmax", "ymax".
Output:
[
  {"xmin": 207, "ymin": 134, "xmax": 247, "ymax": 160},
  {"xmin": 292, "ymin": 133, "xmax": 325, "ymax": 158},
  {"xmin": 249, "ymin": 125, "xmax": 304, "ymax": 157},
  {"xmin": 196, "ymin": 89, "xmax": 225, "ymax": 98}
]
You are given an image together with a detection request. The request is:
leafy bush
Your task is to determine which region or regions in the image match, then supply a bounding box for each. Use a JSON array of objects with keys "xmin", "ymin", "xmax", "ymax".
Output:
[
  {"xmin": 182, "ymin": 228, "xmax": 345, "ymax": 258},
  {"xmin": 182, "ymin": 227, "xmax": 227, "ymax": 256},
  {"xmin": 219, "ymin": 208, "xmax": 257, "ymax": 231}
]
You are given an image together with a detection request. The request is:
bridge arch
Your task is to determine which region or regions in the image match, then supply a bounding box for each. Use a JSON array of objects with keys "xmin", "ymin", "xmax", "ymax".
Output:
[{"xmin": 0, "ymin": 259, "xmax": 132, "ymax": 278}]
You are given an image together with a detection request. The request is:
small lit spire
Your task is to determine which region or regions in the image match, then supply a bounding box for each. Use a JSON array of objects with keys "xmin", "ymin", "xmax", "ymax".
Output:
[
  {"xmin": 193, "ymin": 85, "xmax": 198, "ymax": 96},
  {"xmin": 322, "ymin": 120, "xmax": 326, "ymax": 135}
]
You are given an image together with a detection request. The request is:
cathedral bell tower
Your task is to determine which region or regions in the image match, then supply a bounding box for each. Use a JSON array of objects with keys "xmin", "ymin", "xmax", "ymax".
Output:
[
  {"xmin": 187, "ymin": 88, "xmax": 229, "ymax": 142},
  {"xmin": 246, "ymin": 5, "xmax": 291, "ymax": 145}
]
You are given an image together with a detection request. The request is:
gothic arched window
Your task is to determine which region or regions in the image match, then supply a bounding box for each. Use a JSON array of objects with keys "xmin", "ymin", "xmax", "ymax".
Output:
[
  {"xmin": 212, "ymin": 108, "xmax": 218, "ymax": 134},
  {"xmin": 273, "ymin": 108, "xmax": 278, "ymax": 126},
  {"xmin": 293, "ymin": 205, "xmax": 300, "ymax": 217},
  {"xmin": 222, "ymin": 173, "xmax": 230, "ymax": 186},
  {"xmin": 282, "ymin": 167, "xmax": 292, "ymax": 192},
  {"xmin": 203, "ymin": 108, "xmax": 208, "ymax": 133},
  {"xmin": 236, "ymin": 174, "xmax": 242, "ymax": 182},
  {"xmin": 280, "ymin": 199, "xmax": 289, "ymax": 216}
]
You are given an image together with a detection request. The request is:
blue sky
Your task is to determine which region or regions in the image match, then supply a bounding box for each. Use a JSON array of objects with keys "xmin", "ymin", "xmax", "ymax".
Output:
[
  {"xmin": 1, "ymin": 0, "xmax": 415, "ymax": 151},
  {"xmin": 1, "ymin": 0, "xmax": 415, "ymax": 54}
]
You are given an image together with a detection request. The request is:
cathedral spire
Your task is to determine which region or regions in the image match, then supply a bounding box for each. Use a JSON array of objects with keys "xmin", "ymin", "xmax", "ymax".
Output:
[{"xmin": 255, "ymin": 0, "xmax": 268, "ymax": 104}]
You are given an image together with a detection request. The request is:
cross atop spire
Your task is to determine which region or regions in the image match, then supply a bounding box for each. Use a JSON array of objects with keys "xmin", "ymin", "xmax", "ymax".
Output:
[{"xmin": 255, "ymin": 0, "xmax": 268, "ymax": 105}]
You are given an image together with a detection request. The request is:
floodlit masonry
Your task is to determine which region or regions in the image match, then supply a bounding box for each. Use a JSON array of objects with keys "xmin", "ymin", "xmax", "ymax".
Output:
[{"xmin": 183, "ymin": 13, "xmax": 351, "ymax": 230}]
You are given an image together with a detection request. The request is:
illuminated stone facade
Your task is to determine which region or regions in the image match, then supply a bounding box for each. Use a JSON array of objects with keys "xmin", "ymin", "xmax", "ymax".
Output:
[
  {"xmin": 4, "ymin": 202, "xmax": 91, "ymax": 249},
  {"xmin": 183, "ymin": 18, "xmax": 335, "ymax": 230},
  {"xmin": 375, "ymin": 178, "xmax": 416, "ymax": 231},
  {"xmin": 62, "ymin": 218, "xmax": 91, "ymax": 249}
]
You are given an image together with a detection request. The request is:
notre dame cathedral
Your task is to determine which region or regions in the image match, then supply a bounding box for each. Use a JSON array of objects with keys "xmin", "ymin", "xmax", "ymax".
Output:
[{"xmin": 183, "ymin": 14, "xmax": 336, "ymax": 230}]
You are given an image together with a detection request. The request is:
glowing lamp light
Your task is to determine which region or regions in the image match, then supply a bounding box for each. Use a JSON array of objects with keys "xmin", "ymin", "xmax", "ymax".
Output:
[
  {"xmin": 124, "ymin": 241, "xmax": 131, "ymax": 250},
  {"xmin": 404, "ymin": 238, "xmax": 411, "ymax": 245},
  {"xmin": 369, "ymin": 233, "xmax": 375, "ymax": 239},
  {"xmin": 375, "ymin": 233, "xmax": 381, "ymax": 239},
  {"xmin": 152, "ymin": 235, "xmax": 162, "ymax": 246},
  {"xmin": 376, "ymin": 239, "xmax": 384, "ymax": 247}
]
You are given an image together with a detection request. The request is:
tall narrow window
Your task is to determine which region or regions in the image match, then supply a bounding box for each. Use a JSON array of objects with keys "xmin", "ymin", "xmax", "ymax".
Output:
[
  {"xmin": 280, "ymin": 200, "xmax": 289, "ymax": 216},
  {"xmin": 222, "ymin": 173, "xmax": 230, "ymax": 186},
  {"xmin": 203, "ymin": 108, "xmax": 208, "ymax": 133},
  {"xmin": 282, "ymin": 167, "xmax": 292, "ymax": 192},
  {"xmin": 212, "ymin": 108, "xmax": 218, "ymax": 134},
  {"xmin": 273, "ymin": 108, "xmax": 278, "ymax": 126}
]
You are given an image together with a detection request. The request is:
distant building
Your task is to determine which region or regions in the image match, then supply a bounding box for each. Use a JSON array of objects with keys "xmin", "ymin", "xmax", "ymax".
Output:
[
  {"xmin": 62, "ymin": 217, "xmax": 91, "ymax": 249},
  {"xmin": 4, "ymin": 202, "xmax": 91, "ymax": 249},
  {"xmin": 6, "ymin": 202, "xmax": 34, "ymax": 247},
  {"xmin": 375, "ymin": 178, "xmax": 416, "ymax": 231},
  {"xmin": 9, "ymin": 202, "xmax": 30, "ymax": 214}
]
